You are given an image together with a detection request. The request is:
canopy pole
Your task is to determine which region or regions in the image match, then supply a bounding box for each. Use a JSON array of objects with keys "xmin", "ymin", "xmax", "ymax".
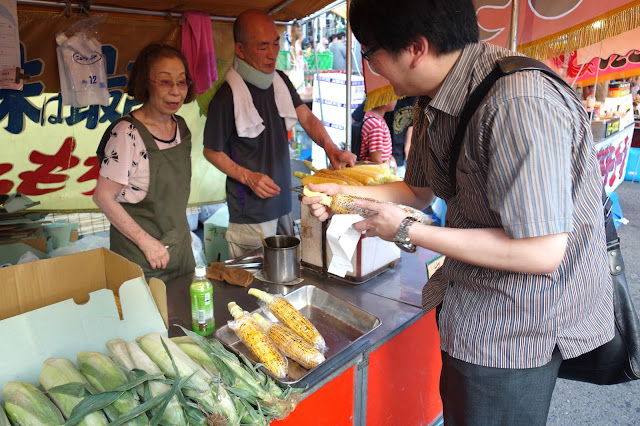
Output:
[
  {"xmin": 345, "ymin": 0, "xmax": 352, "ymax": 154},
  {"xmin": 16, "ymin": 0, "xmax": 288, "ymax": 24},
  {"xmin": 507, "ymin": 0, "xmax": 520, "ymax": 52}
]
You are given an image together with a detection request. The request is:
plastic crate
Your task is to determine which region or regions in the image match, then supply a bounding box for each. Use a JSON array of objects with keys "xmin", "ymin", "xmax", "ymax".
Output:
[
  {"xmin": 305, "ymin": 52, "xmax": 334, "ymax": 70},
  {"xmin": 625, "ymin": 147, "xmax": 640, "ymax": 182},
  {"xmin": 277, "ymin": 51, "xmax": 292, "ymax": 71}
]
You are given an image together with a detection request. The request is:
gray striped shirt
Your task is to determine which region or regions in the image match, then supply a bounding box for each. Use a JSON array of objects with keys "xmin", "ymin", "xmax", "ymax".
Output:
[{"xmin": 406, "ymin": 42, "xmax": 614, "ymax": 368}]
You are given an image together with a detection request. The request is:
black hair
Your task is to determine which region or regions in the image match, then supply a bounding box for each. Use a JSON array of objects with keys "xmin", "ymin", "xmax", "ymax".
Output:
[
  {"xmin": 336, "ymin": 31, "xmax": 346, "ymax": 40},
  {"xmin": 127, "ymin": 43, "xmax": 195, "ymax": 103},
  {"xmin": 349, "ymin": 0, "xmax": 478, "ymax": 56}
]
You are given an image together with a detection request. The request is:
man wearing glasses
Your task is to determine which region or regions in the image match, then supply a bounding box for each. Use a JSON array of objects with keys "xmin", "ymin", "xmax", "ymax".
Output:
[
  {"xmin": 203, "ymin": 9, "xmax": 355, "ymax": 258},
  {"xmin": 303, "ymin": 0, "xmax": 613, "ymax": 423}
]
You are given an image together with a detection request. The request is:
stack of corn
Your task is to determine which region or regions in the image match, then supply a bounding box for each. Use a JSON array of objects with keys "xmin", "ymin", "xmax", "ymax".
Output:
[
  {"xmin": 294, "ymin": 161, "xmax": 401, "ymax": 187},
  {"xmin": 248, "ymin": 289, "xmax": 327, "ymax": 353},
  {"xmin": 252, "ymin": 313, "xmax": 326, "ymax": 370},
  {"xmin": 0, "ymin": 329, "xmax": 302, "ymax": 426}
]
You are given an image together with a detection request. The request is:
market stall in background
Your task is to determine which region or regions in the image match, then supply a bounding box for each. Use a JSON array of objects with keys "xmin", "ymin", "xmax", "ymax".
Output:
[{"xmin": 2, "ymin": 0, "xmax": 640, "ymax": 424}]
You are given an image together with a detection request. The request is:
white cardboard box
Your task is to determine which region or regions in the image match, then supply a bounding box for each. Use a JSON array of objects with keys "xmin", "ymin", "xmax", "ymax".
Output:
[{"xmin": 0, "ymin": 248, "xmax": 168, "ymax": 389}]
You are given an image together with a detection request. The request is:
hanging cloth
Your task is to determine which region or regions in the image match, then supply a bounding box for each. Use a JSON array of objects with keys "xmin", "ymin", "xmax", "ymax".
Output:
[{"xmin": 181, "ymin": 11, "xmax": 218, "ymax": 95}]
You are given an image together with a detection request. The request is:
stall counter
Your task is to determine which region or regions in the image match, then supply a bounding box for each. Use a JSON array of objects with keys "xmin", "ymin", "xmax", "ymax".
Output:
[{"xmin": 165, "ymin": 247, "xmax": 443, "ymax": 425}]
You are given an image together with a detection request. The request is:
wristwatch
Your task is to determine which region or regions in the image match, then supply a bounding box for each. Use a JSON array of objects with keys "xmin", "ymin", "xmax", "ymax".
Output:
[{"xmin": 394, "ymin": 217, "xmax": 417, "ymax": 253}]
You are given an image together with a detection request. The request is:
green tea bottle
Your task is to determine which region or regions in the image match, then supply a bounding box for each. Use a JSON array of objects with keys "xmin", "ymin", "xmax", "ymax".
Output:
[{"xmin": 190, "ymin": 265, "xmax": 215, "ymax": 335}]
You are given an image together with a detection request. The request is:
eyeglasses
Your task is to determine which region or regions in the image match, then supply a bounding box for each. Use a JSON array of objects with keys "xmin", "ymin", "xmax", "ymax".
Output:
[
  {"xmin": 150, "ymin": 79, "xmax": 192, "ymax": 90},
  {"xmin": 361, "ymin": 45, "xmax": 381, "ymax": 62}
]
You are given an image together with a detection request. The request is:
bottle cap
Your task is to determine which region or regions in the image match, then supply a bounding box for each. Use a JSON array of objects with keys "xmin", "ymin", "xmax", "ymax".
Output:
[{"xmin": 195, "ymin": 265, "xmax": 206, "ymax": 277}]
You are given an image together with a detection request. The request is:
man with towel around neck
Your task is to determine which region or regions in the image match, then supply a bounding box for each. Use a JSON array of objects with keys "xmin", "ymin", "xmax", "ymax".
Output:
[{"xmin": 204, "ymin": 9, "xmax": 356, "ymax": 258}]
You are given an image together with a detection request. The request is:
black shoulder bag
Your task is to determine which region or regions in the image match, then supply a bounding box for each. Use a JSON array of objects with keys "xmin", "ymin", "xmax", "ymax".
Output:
[{"xmin": 450, "ymin": 56, "xmax": 640, "ymax": 385}]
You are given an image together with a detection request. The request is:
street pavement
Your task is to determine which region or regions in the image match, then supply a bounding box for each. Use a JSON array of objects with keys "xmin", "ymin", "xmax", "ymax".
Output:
[{"xmin": 547, "ymin": 180, "xmax": 640, "ymax": 425}]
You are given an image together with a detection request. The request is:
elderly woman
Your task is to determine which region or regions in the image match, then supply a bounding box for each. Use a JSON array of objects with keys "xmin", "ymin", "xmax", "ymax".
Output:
[{"xmin": 94, "ymin": 43, "xmax": 196, "ymax": 282}]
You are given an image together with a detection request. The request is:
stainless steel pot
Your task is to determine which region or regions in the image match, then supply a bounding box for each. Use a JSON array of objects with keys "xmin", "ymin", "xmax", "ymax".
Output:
[{"xmin": 263, "ymin": 235, "xmax": 301, "ymax": 283}]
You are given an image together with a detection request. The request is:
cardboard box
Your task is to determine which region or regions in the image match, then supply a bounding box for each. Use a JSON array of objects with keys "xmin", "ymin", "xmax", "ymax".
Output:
[
  {"xmin": 0, "ymin": 248, "xmax": 168, "ymax": 387},
  {"xmin": 204, "ymin": 204, "xmax": 230, "ymax": 263}
]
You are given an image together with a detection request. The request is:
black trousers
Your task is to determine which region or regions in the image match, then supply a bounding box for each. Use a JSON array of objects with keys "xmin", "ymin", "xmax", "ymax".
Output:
[{"xmin": 440, "ymin": 348, "xmax": 563, "ymax": 426}]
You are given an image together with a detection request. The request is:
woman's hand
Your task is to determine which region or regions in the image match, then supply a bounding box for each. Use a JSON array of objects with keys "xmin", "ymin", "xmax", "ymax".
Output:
[
  {"xmin": 139, "ymin": 235, "xmax": 170, "ymax": 270},
  {"xmin": 301, "ymin": 182, "xmax": 342, "ymax": 222},
  {"xmin": 352, "ymin": 198, "xmax": 408, "ymax": 242}
]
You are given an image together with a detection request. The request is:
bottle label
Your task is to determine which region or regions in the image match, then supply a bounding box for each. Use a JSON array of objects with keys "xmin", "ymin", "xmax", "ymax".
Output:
[{"xmin": 191, "ymin": 284, "xmax": 214, "ymax": 335}]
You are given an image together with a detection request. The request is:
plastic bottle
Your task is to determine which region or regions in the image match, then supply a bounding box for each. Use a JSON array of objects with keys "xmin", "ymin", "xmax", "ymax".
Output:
[
  {"xmin": 190, "ymin": 265, "xmax": 215, "ymax": 335},
  {"xmin": 586, "ymin": 91, "xmax": 596, "ymax": 109}
]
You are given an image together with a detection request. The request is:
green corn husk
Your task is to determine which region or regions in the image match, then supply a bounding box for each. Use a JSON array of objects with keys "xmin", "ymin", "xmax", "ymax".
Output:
[
  {"xmin": 106, "ymin": 338, "xmax": 187, "ymax": 426},
  {"xmin": 76, "ymin": 352, "xmax": 148, "ymax": 425},
  {"xmin": 38, "ymin": 358, "xmax": 108, "ymax": 426},
  {"xmin": 136, "ymin": 333, "xmax": 239, "ymax": 425},
  {"xmin": 3, "ymin": 381, "xmax": 65, "ymax": 426},
  {"xmin": 0, "ymin": 405, "xmax": 9, "ymax": 426},
  {"xmin": 178, "ymin": 327, "xmax": 302, "ymax": 420},
  {"xmin": 170, "ymin": 336, "xmax": 220, "ymax": 377}
]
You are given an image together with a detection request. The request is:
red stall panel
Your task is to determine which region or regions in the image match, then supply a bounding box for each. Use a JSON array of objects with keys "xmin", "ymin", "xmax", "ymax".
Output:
[
  {"xmin": 366, "ymin": 311, "xmax": 442, "ymax": 425},
  {"xmin": 272, "ymin": 365, "xmax": 355, "ymax": 425}
]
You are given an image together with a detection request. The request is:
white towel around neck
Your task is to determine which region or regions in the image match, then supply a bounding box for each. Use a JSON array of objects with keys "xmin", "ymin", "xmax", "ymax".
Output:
[{"xmin": 224, "ymin": 67, "xmax": 298, "ymax": 138}]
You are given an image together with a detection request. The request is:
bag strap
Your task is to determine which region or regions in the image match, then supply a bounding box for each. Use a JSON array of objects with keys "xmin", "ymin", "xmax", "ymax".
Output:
[
  {"xmin": 449, "ymin": 56, "xmax": 571, "ymax": 189},
  {"xmin": 450, "ymin": 55, "xmax": 621, "ymax": 248}
]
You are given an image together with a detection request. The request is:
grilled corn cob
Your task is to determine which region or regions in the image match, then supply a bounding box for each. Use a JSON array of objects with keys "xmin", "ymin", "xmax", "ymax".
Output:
[
  {"xmin": 39, "ymin": 358, "xmax": 109, "ymax": 426},
  {"xmin": 316, "ymin": 169, "xmax": 364, "ymax": 186},
  {"xmin": 3, "ymin": 381, "xmax": 65, "ymax": 426},
  {"xmin": 228, "ymin": 302, "xmax": 288, "ymax": 379},
  {"xmin": 76, "ymin": 352, "xmax": 148, "ymax": 425},
  {"xmin": 302, "ymin": 187, "xmax": 432, "ymax": 224},
  {"xmin": 247, "ymin": 289, "xmax": 326, "ymax": 352},
  {"xmin": 300, "ymin": 174, "xmax": 348, "ymax": 186},
  {"xmin": 330, "ymin": 167, "xmax": 376, "ymax": 185},
  {"xmin": 106, "ymin": 339, "xmax": 187, "ymax": 426},
  {"xmin": 253, "ymin": 313, "xmax": 326, "ymax": 369}
]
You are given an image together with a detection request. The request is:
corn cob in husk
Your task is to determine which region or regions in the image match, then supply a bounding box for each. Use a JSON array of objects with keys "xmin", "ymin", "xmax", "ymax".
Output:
[
  {"xmin": 228, "ymin": 302, "xmax": 289, "ymax": 379},
  {"xmin": 170, "ymin": 336, "xmax": 221, "ymax": 378},
  {"xmin": 0, "ymin": 405, "xmax": 10, "ymax": 426},
  {"xmin": 76, "ymin": 352, "xmax": 148, "ymax": 425},
  {"xmin": 135, "ymin": 333, "xmax": 239, "ymax": 425},
  {"xmin": 302, "ymin": 187, "xmax": 432, "ymax": 224},
  {"xmin": 38, "ymin": 358, "xmax": 109, "ymax": 426},
  {"xmin": 3, "ymin": 381, "xmax": 65, "ymax": 426},
  {"xmin": 315, "ymin": 169, "xmax": 364, "ymax": 186},
  {"xmin": 248, "ymin": 289, "xmax": 327, "ymax": 353},
  {"xmin": 106, "ymin": 339, "xmax": 187, "ymax": 426},
  {"xmin": 253, "ymin": 313, "xmax": 326, "ymax": 370}
]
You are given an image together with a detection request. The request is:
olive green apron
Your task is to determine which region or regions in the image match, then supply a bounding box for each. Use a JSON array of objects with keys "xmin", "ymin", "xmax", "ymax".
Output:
[{"xmin": 97, "ymin": 114, "xmax": 195, "ymax": 282}]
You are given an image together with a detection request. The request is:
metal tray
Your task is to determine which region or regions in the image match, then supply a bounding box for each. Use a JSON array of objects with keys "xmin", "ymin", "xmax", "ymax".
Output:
[{"xmin": 215, "ymin": 285, "xmax": 381, "ymax": 386}]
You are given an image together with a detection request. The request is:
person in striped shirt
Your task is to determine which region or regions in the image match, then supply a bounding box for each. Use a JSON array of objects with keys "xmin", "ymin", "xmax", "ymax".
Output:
[
  {"xmin": 303, "ymin": 0, "xmax": 614, "ymax": 424},
  {"xmin": 359, "ymin": 100, "xmax": 396, "ymax": 167}
]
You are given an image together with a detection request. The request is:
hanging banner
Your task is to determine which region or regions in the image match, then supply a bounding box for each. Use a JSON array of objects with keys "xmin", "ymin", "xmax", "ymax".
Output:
[
  {"xmin": 475, "ymin": 0, "xmax": 640, "ymax": 60},
  {"xmin": 595, "ymin": 124, "xmax": 634, "ymax": 195},
  {"xmin": 547, "ymin": 27, "xmax": 640, "ymax": 87},
  {"xmin": 0, "ymin": 9, "xmax": 248, "ymax": 211},
  {"xmin": 0, "ymin": 41, "xmax": 228, "ymax": 212}
]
